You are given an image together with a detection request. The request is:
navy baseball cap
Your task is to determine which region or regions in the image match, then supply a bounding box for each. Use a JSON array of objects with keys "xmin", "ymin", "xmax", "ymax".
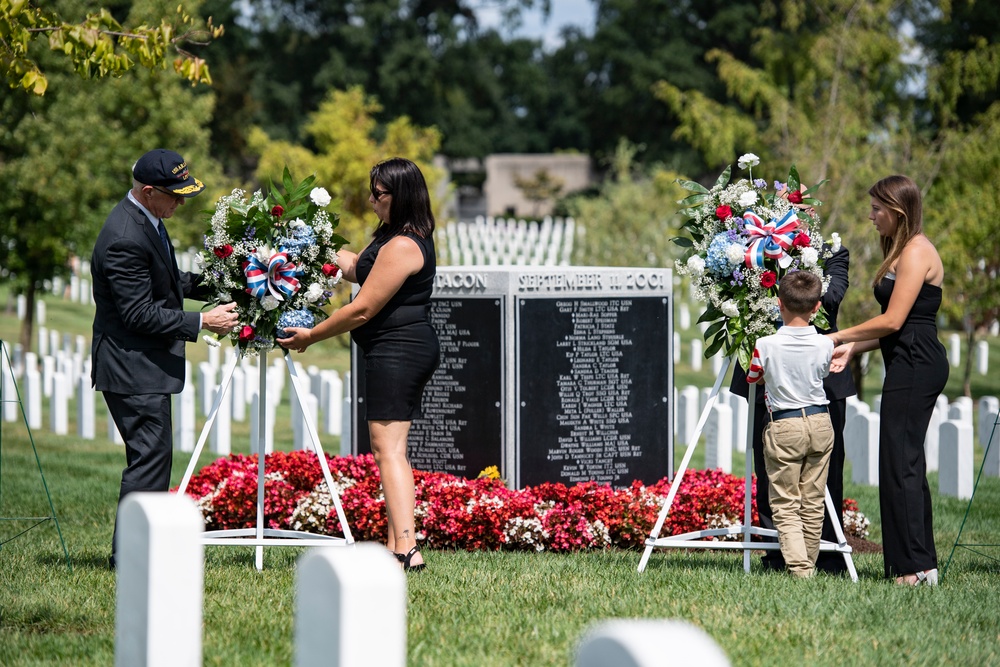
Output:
[{"xmin": 132, "ymin": 149, "xmax": 205, "ymax": 197}]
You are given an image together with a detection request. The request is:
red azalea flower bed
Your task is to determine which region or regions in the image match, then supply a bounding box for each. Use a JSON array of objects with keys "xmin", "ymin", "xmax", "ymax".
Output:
[{"xmin": 179, "ymin": 452, "xmax": 858, "ymax": 552}]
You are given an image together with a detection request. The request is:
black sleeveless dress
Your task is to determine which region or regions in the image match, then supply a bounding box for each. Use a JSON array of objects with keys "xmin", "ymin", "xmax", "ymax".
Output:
[
  {"xmin": 351, "ymin": 231, "xmax": 440, "ymax": 421},
  {"xmin": 875, "ymin": 277, "xmax": 948, "ymax": 578}
]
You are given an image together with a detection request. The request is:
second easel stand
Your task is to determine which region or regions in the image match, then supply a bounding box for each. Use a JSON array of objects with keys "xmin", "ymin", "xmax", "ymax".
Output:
[
  {"xmin": 637, "ymin": 355, "xmax": 858, "ymax": 581},
  {"xmin": 177, "ymin": 348, "xmax": 354, "ymax": 571}
]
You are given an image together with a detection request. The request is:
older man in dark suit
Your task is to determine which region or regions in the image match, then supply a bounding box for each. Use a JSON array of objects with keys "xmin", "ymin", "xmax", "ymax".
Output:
[
  {"xmin": 91, "ymin": 149, "xmax": 238, "ymax": 569},
  {"xmin": 730, "ymin": 244, "xmax": 856, "ymax": 574}
]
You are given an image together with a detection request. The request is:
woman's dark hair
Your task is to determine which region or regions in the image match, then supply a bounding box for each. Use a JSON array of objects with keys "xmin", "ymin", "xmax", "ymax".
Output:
[{"xmin": 369, "ymin": 157, "xmax": 435, "ymax": 240}]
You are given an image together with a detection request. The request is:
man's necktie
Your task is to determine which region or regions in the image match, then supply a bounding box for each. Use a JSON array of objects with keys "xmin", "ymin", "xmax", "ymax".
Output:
[{"xmin": 157, "ymin": 221, "xmax": 171, "ymax": 257}]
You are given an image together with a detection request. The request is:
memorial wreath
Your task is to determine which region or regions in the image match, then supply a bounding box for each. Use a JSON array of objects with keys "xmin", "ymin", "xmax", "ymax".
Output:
[
  {"xmin": 673, "ymin": 153, "xmax": 839, "ymax": 368},
  {"xmin": 198, "ymin": 169, "xmax": 349, "ymax": 355}
]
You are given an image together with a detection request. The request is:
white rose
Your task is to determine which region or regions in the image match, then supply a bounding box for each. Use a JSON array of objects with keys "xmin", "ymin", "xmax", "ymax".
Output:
[
  {"xmin": 721, "ymin": 300, "xmax": 740, "ymax": 318},
  {"xmin": 738, "ymin": 191, "xmax": 758, "ymax": 208},
  {"xmin": 725, "ymin": 243, "xmax": 745, "ymax": 264},
  {"xmin": 305, "ymin": 282, "xmax": 324, "ymax": 303},
  {"xmin": 831, "ymin": 232, "xmax": 842, "ymax": 253},
  {"xmin": 686, "ymin": 255, "xmax": 706, "ymax": 275},
  {"xmin": 310, "ymin": 187, "xmax": 332, "ymax": 207},
  {"xmin": 800, "ymin": 247, "xmax": 819, "ymax": 268},
  {"xmin": 737, "ymin": 153, "xmax": 760, "ymax": 169},
  {"xmin": 289, "ymin": 218, "xmax": 306, "ymax": 229},
  {"xmin": 261, "ymin": 294, "xmax": 280, "ymax": 311}
]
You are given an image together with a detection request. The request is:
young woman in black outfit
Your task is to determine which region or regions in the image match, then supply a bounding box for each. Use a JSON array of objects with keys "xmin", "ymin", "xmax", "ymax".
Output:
[
  {"xmin": 279, "ymin": 157, "xmax": 439, "ymax": 571},
  {"xmin": 828, "ymin": 175, "xmax": 948, "ymax": 586}
]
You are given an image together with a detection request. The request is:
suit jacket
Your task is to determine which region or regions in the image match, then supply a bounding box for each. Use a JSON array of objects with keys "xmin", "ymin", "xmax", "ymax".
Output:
[
  {"xmin": 90, "ymin": 197, "xmax": 209, "ymax": 394},
  {"xmin": 730, "ymin": 244, "xmax": 857, "ymax": 402}
]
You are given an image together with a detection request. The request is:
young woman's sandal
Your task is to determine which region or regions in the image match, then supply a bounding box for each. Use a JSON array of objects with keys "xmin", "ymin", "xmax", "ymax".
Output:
[{"xmin": 396, "ymin": 545, "xmax": 426, "ymax": 572}]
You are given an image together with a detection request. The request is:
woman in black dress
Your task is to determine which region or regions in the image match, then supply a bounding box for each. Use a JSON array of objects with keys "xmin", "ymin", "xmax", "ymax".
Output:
[
  {"xmin": 279, "ymin": 157, "xmax": 439, "ymax": 571},
  {"xmin": 828, "ymin": 175, "xmax": 947, "ymax": 585}
]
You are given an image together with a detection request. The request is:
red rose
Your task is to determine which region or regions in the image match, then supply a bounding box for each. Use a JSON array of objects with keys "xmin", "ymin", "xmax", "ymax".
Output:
[
  {"xmin": 214, "ymin": 244, "xmax": 234, "ymax": 259},
  {"xmin": 238, "ymin": 325, "xmax": 254, "ymax": 342},
  {"xmin": 793, "ymin": 233, "xmax": 811, "ymax": 248},
  {"xmin": 321, "ymin": 263, "xmax": 340, "ymax": 277},
  {"xmin": 716, "ymin": 205, "xmax": 733, "ymax": 220},
  {"xmin": 760, "ymin": 271, "xmax": 777, "ymax": 288},
  {"xmin": 787, "ymin": 190, "xmax": 803, "ymax": 204},
  {"xmin": 270, "ymin": 205, "xmax": 284, "ymax": 217}
]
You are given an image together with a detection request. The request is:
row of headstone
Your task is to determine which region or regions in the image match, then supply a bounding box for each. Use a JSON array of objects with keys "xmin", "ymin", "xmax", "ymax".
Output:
[
  {"xmin": 116, "ymin": 492, "xmax": 729, "ymax": 667},
  {"xmin": 673, "ymin": 385, "xmax": 749, "ymax": 473},
  {"xmin": 437, "ymin": 216, "xmax": 576, "ymax": 267},
  {"xmin": 946, "ymin": 333, "xmax": 991, "ymax": 375}
]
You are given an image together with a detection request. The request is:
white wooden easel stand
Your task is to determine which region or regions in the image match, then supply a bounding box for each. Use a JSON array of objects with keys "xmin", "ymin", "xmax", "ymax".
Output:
[
  {"xmin": 177, "ymin": 348, "xmax": 354, "ymax": 570},
  {"xmin": 638, "ymin": 355, "xmax": 857, "ymax": 581}
]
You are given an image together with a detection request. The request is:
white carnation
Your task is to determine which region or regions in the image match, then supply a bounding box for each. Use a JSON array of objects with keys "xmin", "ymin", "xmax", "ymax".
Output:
[
  {"xmin": 737, "ymin": 153, "xmax": 760, "ymax": 169},
  {"xmin": 289, "ymin": 218, "xmax": 306, "ymax": 229},
  {"xmin": 831, "ymin": 232, "xmax": 842, "ymax": 253},
  {"xmin": 686, "ymin": 255, "xmax": 706, "ymax": 275},
  {"xmin": 725, "ymin": 243, "xmax": 745, "ymax": 264},
  {"xmin": 800, "ymin": 247, "xmax": 819, "ymax": 268},
  {"xmin": 305, "ymin": 282, "xmax": 325, "ymax": 303},
  {"xmin": 261, "ymin": 294, "xmax": 280, "ymax": 311},
  {"xmin": 310, "ymin": 187, "xmax": 332, "ymax": 207},
  {"xmin": 721, "ymin": 300, "xmax": 740, "ymax": 318},
  {"xmin": 738, "ymin": 191, "xmax": 758, "ymax": 208}
]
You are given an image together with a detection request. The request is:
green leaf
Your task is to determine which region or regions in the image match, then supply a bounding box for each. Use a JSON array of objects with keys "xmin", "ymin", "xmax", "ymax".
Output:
[
  {"xmin": 714, "ymin": 165, "xmax": 732, "ymax": 189},
  {"xmin": 675, "ymin": 178, "xmax": 710, "ymax": 194},
  {"xmin": 737, "ymin": 344, "xmax": 752, "ymax": 370},
  {"xmin": 282, "ymin": 167, "xmax": 294, "ymax": 194},
  {"xmin": 697, "ymin": 306, "xmax": 722, "ymax": 323},
  {"xmin": 704, "ymin": 319, "xmax": 725, "ymax": 338},
  {"xmin": 706, "ymin": 332, "xmax": 727, "ymax": 357},
  {"xmin": 801, "ymin": 178, "xmax": 829, "ymax": 196},
  {"xmin": 671, "ymin": 236, "xmax": 694, "ymax": 247},
  {"xmin": 678, "ymin": 193, "xmax": 710, "ymax": 207},
  {"xmin": 787, "ymin": 165, "xmax": 801, "ymax": 192}
]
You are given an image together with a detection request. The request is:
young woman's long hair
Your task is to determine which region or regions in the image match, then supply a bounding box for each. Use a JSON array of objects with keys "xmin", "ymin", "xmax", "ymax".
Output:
[
  {"xmin": 870, "ymin": 174, "xmax": 923, "ymax": 287},
  {"xmin": 369, "ymin": 157, "xmax": 435, "ymax": 241}
]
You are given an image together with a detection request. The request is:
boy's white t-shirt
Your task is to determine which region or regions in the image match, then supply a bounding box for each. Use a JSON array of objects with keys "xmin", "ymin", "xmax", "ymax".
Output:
[{"xmin": 746, "ymin": 325, "xmax": 833, "ymax": 412}]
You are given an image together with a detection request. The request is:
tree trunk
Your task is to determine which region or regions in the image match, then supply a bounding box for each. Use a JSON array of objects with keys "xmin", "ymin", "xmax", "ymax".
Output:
[{"xmin": 18, "ymin": 281, "xmax": 36, "ymax": 354}]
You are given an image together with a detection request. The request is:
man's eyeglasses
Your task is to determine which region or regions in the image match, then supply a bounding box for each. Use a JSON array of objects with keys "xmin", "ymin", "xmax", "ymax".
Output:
[
  {"xmin": 151, "ymin": 186, "xmax": 183, "ymax": 202},
  {"xmin": 372, "ymin": 189, "xmax": 391, "ymax": 200}
]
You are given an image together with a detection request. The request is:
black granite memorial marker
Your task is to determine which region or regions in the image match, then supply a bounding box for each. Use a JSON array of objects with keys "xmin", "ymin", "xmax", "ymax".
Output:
[
  {"xmin": 516, "ymin": 296, "xmax": 672, "ymax": 487},
  {"xmin": 354, "ymin": 297, "xmax": 504, "ymax": 478}
]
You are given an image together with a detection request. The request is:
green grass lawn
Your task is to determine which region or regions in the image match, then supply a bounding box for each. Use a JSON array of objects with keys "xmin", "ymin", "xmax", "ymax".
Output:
[{"xmin": 1, "ymin": 288, "xmax": 999, "ymax": 665}]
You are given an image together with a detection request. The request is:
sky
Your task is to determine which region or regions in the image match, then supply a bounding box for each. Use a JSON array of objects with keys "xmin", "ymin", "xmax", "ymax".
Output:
[{"xmin": 473, "ymin": 0, "xmax": 596, "ymax": 50}]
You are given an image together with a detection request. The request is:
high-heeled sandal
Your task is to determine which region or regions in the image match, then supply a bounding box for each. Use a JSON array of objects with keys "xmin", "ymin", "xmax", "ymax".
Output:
[
  {"xmin": 916, "ymin": 568, "xmax": 939, "ymax": 586},
  {"xmin": 396, "ymin": 545, "xmax": 426, "ymax": 572}
]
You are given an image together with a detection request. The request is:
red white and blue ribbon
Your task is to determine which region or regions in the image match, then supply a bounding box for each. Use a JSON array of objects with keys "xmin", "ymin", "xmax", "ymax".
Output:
[
  {"xmin": 743, "ymin": 209, "xmax": 800, "ymax": 269},
  {"xmin": 244, "ymin": 250, "xmax": 302, "ymax": 301}
]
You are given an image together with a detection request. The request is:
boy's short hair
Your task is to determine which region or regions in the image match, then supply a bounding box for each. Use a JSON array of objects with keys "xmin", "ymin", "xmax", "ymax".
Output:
[{"xmin": 778, "ymin": 271, "xmax": 822, "ymax": 315}]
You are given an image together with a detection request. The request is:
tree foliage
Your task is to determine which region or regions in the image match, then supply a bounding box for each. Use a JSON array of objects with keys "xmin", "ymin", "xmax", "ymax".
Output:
[{"xmin": 0, "ymin": 0, "xmax": 222, "ymax": 95}]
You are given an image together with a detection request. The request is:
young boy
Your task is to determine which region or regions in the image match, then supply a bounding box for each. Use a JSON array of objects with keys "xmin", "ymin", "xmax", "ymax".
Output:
[{"xmin": 746, "ymin": 270, "xmax": 835, "ymax": 578}]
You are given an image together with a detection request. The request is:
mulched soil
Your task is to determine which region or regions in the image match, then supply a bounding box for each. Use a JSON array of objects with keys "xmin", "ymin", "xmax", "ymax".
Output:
[{"xmin": 847, "ymin": 535, "xmax": 882, "ymax": 554}]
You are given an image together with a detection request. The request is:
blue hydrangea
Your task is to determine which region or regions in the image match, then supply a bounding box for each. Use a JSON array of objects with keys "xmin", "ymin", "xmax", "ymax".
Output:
[
  {"xmin": 276, "ymin": 309, "xmax": 315, "ymax": 339},
  {"xmin": 705, "ymin": 233, "xmax": 738, "ymax": 277},
  {"xmin": 279, "ymin": 225, "xmax": 317, "ymax": 258}
]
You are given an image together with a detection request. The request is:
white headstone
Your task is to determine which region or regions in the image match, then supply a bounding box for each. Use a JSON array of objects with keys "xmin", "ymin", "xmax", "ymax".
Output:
[
  {"xmin": 846, "ymin": 412, "xmax": 880, "ymax": 485},
  {"xmin": 25, "ymin": 366, "xmax": 43, "ymax": 430},
  {"xmin": 948, "ymin": 399, "xmax": 974, "ymax": 427},
  {"xmin": 322, "ymin": 371, "xmax": 343, "ymax": 436},
  {"xmin": 575, "ymin": 620, "xmax": 730, "ymax": 667},
  {"xmin": 77, "ymin": 374, "xmax": 95, "ymax": 439},
  {"xmin": 672, "ymin": 332, "xmax": 681, "ymax": 364},
  {"xmin": 948, "ymin": 333, "xmax": 961, "ymax": 368},
  {"xmin": 198, "ymin": 362, "xmax": 217, "ymax": 417},
  {"xmin": 108, "ymin": 406, "xmax": 125, "ymax": 446},
  {"xmin": 173, "ymin": 362, "xmax": 196, "ymax": 453},
  {"xmin": 79, "ymin": 278, "xmax": 91, "ymax": 305},
  {"xmin": 115, "ymin": 493, "xmax": 203, "ymax": 667},
  {"xmin": 728, "ymin": 392, "xmax": 748, "ymax": 454},
  {"xmin": 16, "ymin": 294, "xmax": 26, "ymax": 320},
  {"xmin": 250, "ymin": 392, "xmax": 275, "ymax": 455},
  {"xmin": 295, "ymin": 544, "xmax": 406, "ymax": 667},
  {"xmin": 48, "ymin": 330, "xmax": 59, "ymax": 361},
  {"xmin": 690, "ymin": 339, "xmax": 703, "ymax": 372},
  {"xmin": 50, "ymin": 372, "xmax": 68, "ymax": 435},
  {"xmin": 293, "ymin": 391, "xmax": 319, "ymax": 451},
  {"xmin": 231, "ymin": 367, "xmax": 247, "ymax": 423},
  {"xmin": 75, "ymin": 334, "xmax": 86, "ymax": 357},
  {"xmin": 0, "ymin": 345, "xmax": 15, "ymax": 422},
  {"xmin": 36, "ymin": 299, "xmax": 46, "ymax": 325},
  {"xmin": 872, "ymin": 394, "xmax": 882, "ymax": 415},
  {"xmin": 678, "ymin": 302, "xmax": 691, "ymax": 330},
  {"xmin": 340, "ymin": 383, "xmax": 352, "ymax": 457},
  {"xmin": 210, "ymin": 386, "xmax": 231, "ymax": 455},
  {"xmin": 976, "ymin": 340, "xmax": 989, "ymax": 375},
  {"xmin": 704, "ymin": 402, "xmax": 733, "ymax": 473},
  {"xmin": 207, "ymin": 344, "xmax": 220, "ymax": 371},
  {"xmin": 939, "ymin": 420, "xmax": 973, "ymax": 499},
  {"xmin": 42, "ymin": 355, "xmax": 55, "ymax": 398},
  {"xmin": 37, "ymin": 326, "xmax": 48, "ymax": 357},
  {"xmin": 710, "ymin": 353, "xmax": 723, "ymax": 376},
  {"xmin": 978, "ymin": 396, "xmax": 999, "ymax": 449},
  {"xmin": 991, "ymin": 320, "xmax": 1000, "ymax": 337},
  {"xmin": 676, "ymin": 386, "xmax": 700, "ymax": 446}
]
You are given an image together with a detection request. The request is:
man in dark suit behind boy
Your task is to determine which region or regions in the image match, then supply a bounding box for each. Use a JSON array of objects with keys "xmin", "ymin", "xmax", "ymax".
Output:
[{"xmin": 91, "ymin": 148, "xmax": 238, "ymax": 569}]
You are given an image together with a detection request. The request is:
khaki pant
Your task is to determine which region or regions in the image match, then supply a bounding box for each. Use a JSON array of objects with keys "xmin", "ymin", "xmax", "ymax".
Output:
[{"xmin": 763, "ymin": 412, "xmax": 834, "ymax": 577}]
